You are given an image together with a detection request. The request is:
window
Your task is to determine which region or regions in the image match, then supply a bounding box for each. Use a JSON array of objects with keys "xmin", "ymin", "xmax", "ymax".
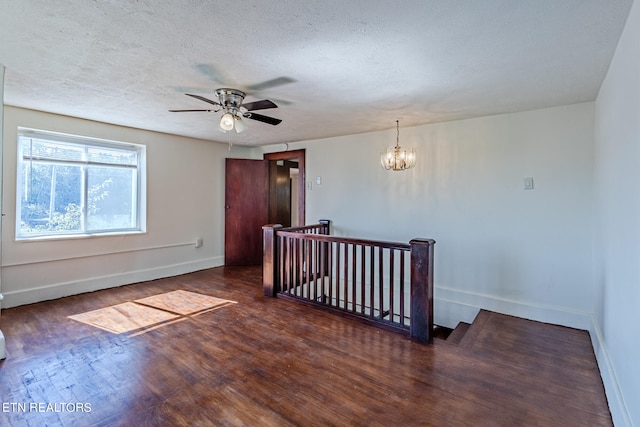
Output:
[{"xmin": 16, "ymin": 128, "xmax": 146, "ymax": 239}]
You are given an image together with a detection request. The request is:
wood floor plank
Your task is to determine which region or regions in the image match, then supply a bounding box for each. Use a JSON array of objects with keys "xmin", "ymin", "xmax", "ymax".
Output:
[{"xmin": 0, "ymin": 266, "xmax": 612, "ymax": 426}]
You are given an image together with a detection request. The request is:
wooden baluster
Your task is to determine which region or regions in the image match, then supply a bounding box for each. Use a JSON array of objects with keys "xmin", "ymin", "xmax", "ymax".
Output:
[
  {"xmin": 319, "ymin": 239, "xmax": 325, "ymax": 303},
  {"xmin": 317, "ymin": 239, "xmax": 322, "ymax": 301},
  {"xmin": 311, "ymin": 239, "xmax": 317, "ymax": 301},
  {"xmin": 369, "ymin": 245, "xmax": 374, "ymax": 318},
  {"xmin": 389, "ymin": 249, "xmax": 395, "ymax": 322},
  {"xmin": 343, "ymin": 242, "xmax": 349, "ymax": 310},
  {"xmin": 281, "ymin": 236, "xmax": 287, "ymax": 295},
  {"xmin": 293, "ymin": 237, "xmax": 298, "ymax": 295},
  {"xmin": 282, "ymin": 236, "xmax": 287, "ymax": 293},
  {"xmin": 360, "ymin": 245, "xmax": 366, "ymax": 314},
  {"xmin": 298, "ymin": 238, "xmax": 303, "ymax": 294},
  {"xmin": 350, "ymin": 244, "xmax": 354, "ymax": 312},
  {"xmin": 286, "ymin": 237, "xmax": 293, "ymax": 294},
  {"xmin": 337, "ymin": 242, "xmax": 342, "ymax": 308},
  {"xmin": 298, "ymin": 237, "xmax": 303, "ymax": 296},
  {"xmin": 303, "ymin": 237, "xmax": 307, "ymax": 299},
  {"xmin": 294, "ymin": 237, "xmax": 299, "ymax": 296},
  {"xmin": 351, "ymin": 244, "xmax": 356, "ymax": 312},
  {"xmin": 399, "ymin": 250, "xmax": 405, "ymax": 327},
  {"xmin": 329, "ymin": 242, "xmax": 340, "ymax": 306},
  {"xmin": 378, "ymin": 247, "xmax": 384, "ymax": 319},
  {"xmin": 278, "ymin": 235, "xmax": 284, "ymax": 293},
  {"xmin": 305, "ymin": 238, "xmax": 312, "ymax": 300},
  {"xmin": 288, "ymin": 237, "xmax": 293, "ymax": 294},
  {"xmin": 301, "ymin": 238, "xmax": 306, "ymax": 294},
  {"xmin": 327, "ymin": 241, "xmax": 334, "ymax": 305}
]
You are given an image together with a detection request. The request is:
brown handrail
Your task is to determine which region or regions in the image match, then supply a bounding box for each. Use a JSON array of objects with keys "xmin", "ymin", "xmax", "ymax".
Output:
[
  {"xmin": 263, "ymin": 220, "xmax": 435, "ymax": 343},
  {"xmin": 279, "ymin": 220, "xmax": 330, "ymax": 234},
  {"xmin": 277, "ymin": 230, "xmax": 410, "ymax": 251}
]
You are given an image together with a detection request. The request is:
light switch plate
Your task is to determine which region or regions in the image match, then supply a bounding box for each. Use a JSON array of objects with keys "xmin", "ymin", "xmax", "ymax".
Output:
[{"xmin": 523, "ymin": 177, "xmax": 534, "ymax": 190}]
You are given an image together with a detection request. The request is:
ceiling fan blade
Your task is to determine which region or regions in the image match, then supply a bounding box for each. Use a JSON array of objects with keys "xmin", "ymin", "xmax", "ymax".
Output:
[
  {"xmin": 185, "ymin": 93, "xmax": 221, "ymax": 107},
  {"xmin": 269, "ymin": 97, "xmax": 293, "ymax": 106},
  {"xmin": 168, "ymin": 109, "xmax": 214, "ymax": 112},
  {"xmin": 247, "ymin": 77, "xmax": 296, "ymax": 91},
  {"xmin": 242, "ymin": 99, "xmax": 278, "ymax": 111},
  {"xmin": 194, "ymin": 64, "xmax": 226, "ymax": 84},
  {"xmin": 246, "ymin": 112, "xmax": 282, "ymax": 126}
]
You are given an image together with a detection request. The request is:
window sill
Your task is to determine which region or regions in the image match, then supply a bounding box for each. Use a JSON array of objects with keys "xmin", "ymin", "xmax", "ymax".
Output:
[{"xmin": 15, "ymin": 230, "xmax": 146, "ymax": 243}]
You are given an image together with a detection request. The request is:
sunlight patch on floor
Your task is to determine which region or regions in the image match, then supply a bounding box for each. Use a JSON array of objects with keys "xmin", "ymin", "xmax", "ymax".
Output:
[
  {"xmin": 135, "ymin": 290, "xmax": 235, "ymax": 315},
  {"xmin": 68, "ymin": 290, "xmax": 237, "ymax": 335}
]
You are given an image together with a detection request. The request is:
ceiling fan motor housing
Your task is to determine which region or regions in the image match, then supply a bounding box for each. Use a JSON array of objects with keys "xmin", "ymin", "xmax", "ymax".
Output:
[{"xmin": 215, "ymin": 88, "xmax": 246, "ymax": 110}]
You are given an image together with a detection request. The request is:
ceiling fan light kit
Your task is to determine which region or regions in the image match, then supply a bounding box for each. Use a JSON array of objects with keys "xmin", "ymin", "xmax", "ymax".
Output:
[
  {"xmin": 381, "ymin": 120, "xmax": 416, "ymax": 171},
  {"xmin": 220, "ymin": 112, "xmax": 235, "ymax": 131},
  {"xmin": 169, "ymin": 87, "xmax": 282, "ymax": 135},
  {"xmin": 233, "ymin": 116, "xmax": 248, "ymax": 133}
]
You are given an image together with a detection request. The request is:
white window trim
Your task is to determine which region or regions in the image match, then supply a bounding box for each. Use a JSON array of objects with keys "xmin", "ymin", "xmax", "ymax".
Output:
[{"xmin": 16, "ymin": 128, "xmax": 147, "ymax": 241}]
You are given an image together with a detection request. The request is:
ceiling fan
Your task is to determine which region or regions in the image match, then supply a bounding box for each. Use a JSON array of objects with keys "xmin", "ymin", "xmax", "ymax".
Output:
[{"xmin": 169, "ymin": 88, "xmax": 282, "ymax": 133}]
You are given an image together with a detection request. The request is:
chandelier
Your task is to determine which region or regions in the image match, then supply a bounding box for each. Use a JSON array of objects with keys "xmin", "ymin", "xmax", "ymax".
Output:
[{"xmin": 380, "ymin": 120, "xmax": 416, "ymax": 171}]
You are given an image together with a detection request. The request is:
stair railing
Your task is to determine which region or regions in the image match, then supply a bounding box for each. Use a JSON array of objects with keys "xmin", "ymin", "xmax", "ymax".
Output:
[{"xmin": 263, "ymin": 220, "xmax": 435, "ymax": 343}]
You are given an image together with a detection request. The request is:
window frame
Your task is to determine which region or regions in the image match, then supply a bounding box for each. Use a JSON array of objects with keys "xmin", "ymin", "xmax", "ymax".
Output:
[{"xmin": 16, "ymin": 128, "xmax": 147, "ymax": 240}]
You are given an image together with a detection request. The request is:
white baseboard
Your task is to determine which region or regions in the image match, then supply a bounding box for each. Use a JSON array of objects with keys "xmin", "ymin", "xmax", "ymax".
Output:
[
  {"xmin": 1, "ymin": 256, "xmax": 224, "ymax": 308},
  {"xmin": 589, "ymin": 316, "xmax": 633, "ymax": 427},
  {"xmin": 434, "ymin": 285, "xmax": 592, "ymax": 330}
]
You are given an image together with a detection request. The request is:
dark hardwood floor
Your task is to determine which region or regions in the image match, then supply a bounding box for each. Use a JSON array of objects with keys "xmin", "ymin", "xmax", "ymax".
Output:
[{"xmin": 0, "ymin": 266, "xmax": 611, "ymax": 426}]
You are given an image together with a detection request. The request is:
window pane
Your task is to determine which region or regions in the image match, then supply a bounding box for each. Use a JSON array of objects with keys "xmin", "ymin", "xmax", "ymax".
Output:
[
  {"xmin": 19, "ymin": 163, "xmax": 82, "ymax": 235},
  {"xmin": 86, "ymin": 166, "xmax": 137, "ymax": 230},
  {"xmin": 21, "ymin": 137, "xmax": 84, "ymax": 162},
  {"xmin": 87, "ymin": 146, "xmax": 138, "ymax": 166},
  {"xmin": 17, "ymin": 129, "xmax": 145, "ymax": 239}
]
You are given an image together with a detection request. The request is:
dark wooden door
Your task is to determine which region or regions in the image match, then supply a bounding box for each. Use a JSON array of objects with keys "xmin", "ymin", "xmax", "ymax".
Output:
[{"xmin": 224, "ymin": 158, "xmax": 269, "ymax": 265}]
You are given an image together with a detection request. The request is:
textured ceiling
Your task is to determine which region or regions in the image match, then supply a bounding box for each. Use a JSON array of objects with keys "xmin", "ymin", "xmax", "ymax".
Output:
[{"xmin": 0, "ymin": 0, "xmax": 633, "ymax": 146}]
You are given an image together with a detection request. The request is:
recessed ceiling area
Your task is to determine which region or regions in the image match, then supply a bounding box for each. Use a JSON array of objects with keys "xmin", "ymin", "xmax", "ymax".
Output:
[{"xmin": 0, "ymin": 0, "xmax": 633, "ymax": 146}]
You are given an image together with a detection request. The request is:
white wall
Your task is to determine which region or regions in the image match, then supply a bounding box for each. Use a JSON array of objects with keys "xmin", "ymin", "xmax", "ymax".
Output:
[
  {"xmin": 594, "ymin": 0, "xmax": 640, "ymax": 424},
  {"xmin": 1, "ymin": 106, "xmax": 251, "ymax": 308},
  {"xmin": 0, "ymin": 64, "xmax": 6, "ymax": 359},
  {"xmin": 261, "ymin": 103, "xmax": 596, "ymax": 330}
]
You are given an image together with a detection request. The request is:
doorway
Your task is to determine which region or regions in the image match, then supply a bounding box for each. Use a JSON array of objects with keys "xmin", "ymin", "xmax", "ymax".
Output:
[
  {"xmin": 224, "ymin": 149, "xmax": 306, "ymax": 266},
  {"xmin": 264, "ymin": 149, "xmax": 305, "ymax": 227},
  {"xmin": 268, "ymin": 159, "xmax": 300, "ymax": 227}
]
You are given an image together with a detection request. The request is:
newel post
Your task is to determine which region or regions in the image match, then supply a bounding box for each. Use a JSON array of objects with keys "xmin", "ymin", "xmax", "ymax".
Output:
[
  {"xmin": 409, "ymin": 239, "xmax": 436, "ymax": 343},
  {"xmin": 263, "ymin": 224, "xmax": 283, "ymax": 297},
  {"xmin": 319, "ymin": 219, "xmax": 331, "ymax": 235}
]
